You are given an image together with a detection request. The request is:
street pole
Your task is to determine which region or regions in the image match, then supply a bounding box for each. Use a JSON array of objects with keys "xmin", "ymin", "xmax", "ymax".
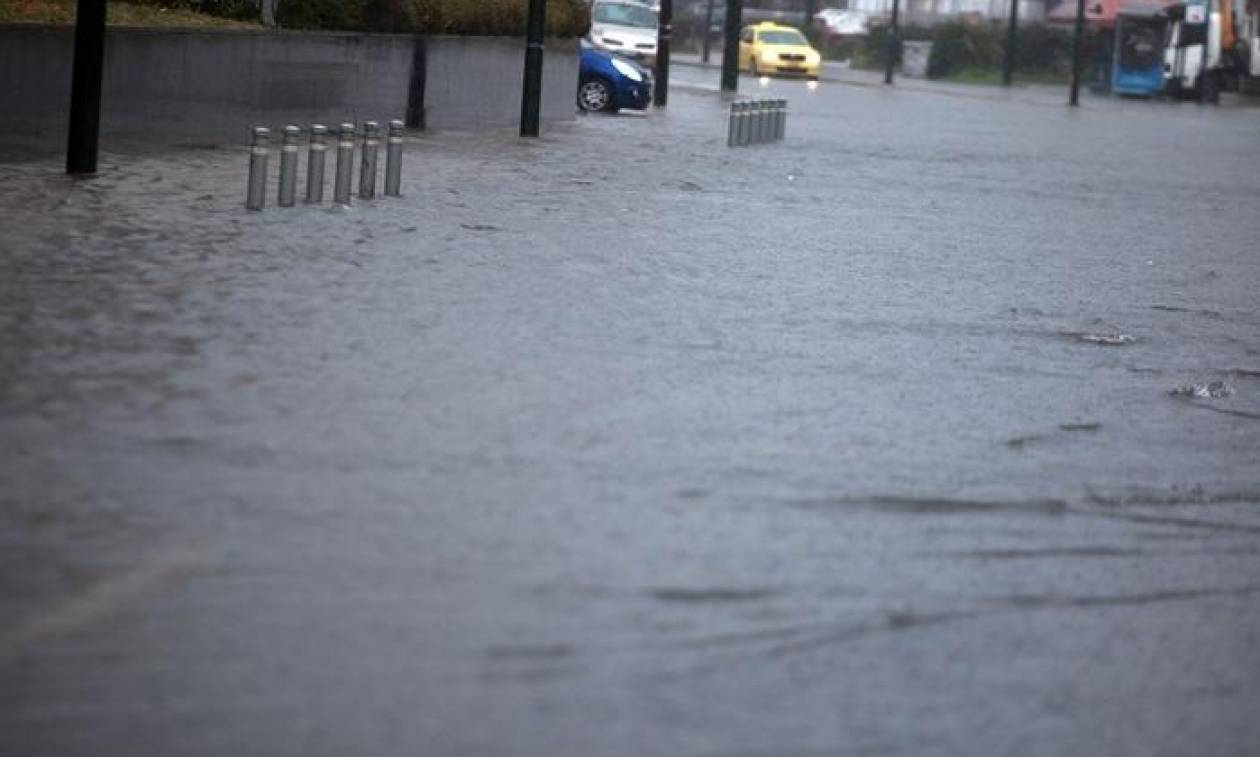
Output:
[
  {"xmin": 884, "ymin": 0, "xmax": 901, "ymax": 85},
  {"xmin": 1068, "ymin": 0, "xmax": 1087, "ymax": 105},
  {"xmin": 520, "ymin": 0, "xmax": 546, "ymax": 137},
  {"xmin": 655, "ymin": 0, "xmax": 673, "ymax": 106},
  {"xmin": 66, "ymin": 0, "xmax": 107, "ymax": 175},
  {"xmin": 1002, "ymin": 0, "xmax": 1019, "ymax": 86},
  {"xmin": 720, "ymin": 0, "xmax": 743, "ymax": 92},
  {"xmin": 702, "ymin": 0, "xmax": 715, "ymax": 63},
  {"xmin": 805, "ymin": 0, "xmax": 816, "ymax": 36}
]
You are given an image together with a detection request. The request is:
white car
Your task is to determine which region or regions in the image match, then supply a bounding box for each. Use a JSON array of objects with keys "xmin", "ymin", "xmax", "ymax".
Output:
[{"xmin": 589, "ymin": 0, "xmax": 659, "ymax": 65}]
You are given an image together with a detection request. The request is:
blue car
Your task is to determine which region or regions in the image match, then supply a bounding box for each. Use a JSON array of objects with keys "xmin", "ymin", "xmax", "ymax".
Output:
[{"xmin": 578, "ymin": 45, "xmax": 653, "ymax": 113}]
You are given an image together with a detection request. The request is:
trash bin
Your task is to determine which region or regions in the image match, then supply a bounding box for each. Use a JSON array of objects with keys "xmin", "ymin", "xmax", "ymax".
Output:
[{"xmin": 901, "ymin": 40, "xmax": 933, "ymax": 78}]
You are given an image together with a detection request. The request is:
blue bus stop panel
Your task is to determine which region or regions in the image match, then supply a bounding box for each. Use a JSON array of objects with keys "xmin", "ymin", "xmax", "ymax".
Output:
[{"xmin": 1111, "ymin": 11, "xmax": 1166, "ymax": 96}]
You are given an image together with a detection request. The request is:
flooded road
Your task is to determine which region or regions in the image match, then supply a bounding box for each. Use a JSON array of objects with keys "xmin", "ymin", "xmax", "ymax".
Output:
[{"xmin": 2, "ymin": 78, "xmax": 1259, "ymax": 756}]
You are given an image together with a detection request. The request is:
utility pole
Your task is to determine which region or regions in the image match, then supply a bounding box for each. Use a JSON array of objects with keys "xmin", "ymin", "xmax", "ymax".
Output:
[
  {"xmin": 520, "ymin": 0, "xmax": 546, "ymax": 136},
  {"xmin": 884, "ymin": 0, "xmax": 901, "ymax": 85},
  {"xmin": 1068, "ymin": 0, "xmax": 1087, "ymax": 105},
  {"xmin": 720, "ymin": 0, "xmax": 743, "ymax": 92},
  {"xmin": 655, "ymin": 0, "xmax": 673, "ymax": 106},
  {"xmin": 702, "ymin": 0, "xmax": 716, "ymax": 63},
  {"xmin": 66, "ymin": 0, "xmax": 107, "ymax": 175},
  {"xmin": 805, "ymin": 0, "xmax": 816, "ymax": 36},
  {"xmin": 1002, "ymin": 0, "xmax": 1019, "ymax": 86}
]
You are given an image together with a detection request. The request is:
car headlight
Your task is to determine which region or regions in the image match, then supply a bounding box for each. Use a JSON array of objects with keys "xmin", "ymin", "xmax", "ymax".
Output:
[
  {"xmin": 611, "ymin": 57, "xmax": 644, "ymax": 82},
  {"xmin": 761, "ymin": 50, "xmax": 777, "ymax": 63}
]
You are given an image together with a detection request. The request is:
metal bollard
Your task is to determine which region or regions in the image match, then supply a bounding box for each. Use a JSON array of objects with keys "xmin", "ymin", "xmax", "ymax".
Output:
[
  {"xmin": 737, "ymin": 101, "xmax": 752, "ymax": 147},
  {"xmin": 305, "ymin": 124, "xmax": 327, "ymax": 204},
  {"xmin": 277, "ymin": 125, "xmax": 299, "ymax": 207},
  {"xmin": 780, "ymin": 99, "xmax": 789, "ymax": 141},
  {"xmin": 773, "ymin": 100, "xmax": 784, "ymax": 141},
  {"xmin": 726, "ymin": 102, "xmax": 738, "ymax": 148},
  {"xmin": 358, "ymin": 120, "xmax": 379, "ymax": 200},
  {"xmin": 334, "ymin": 122, "xmax": 355, "ymax": 205},
  {"xmin": 245, "ymin": 126, "xmax": 269, "ymax": 211},
  {"xmin": 754, "ymin": 100, "xmax": 766, "ymax": 144},
  {"xmin": 384, "ymin": 119, "xmax": 403, "ymax": 197}
]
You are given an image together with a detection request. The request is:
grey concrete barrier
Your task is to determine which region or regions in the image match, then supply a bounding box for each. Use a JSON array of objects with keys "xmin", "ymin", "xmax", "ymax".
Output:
[
  {"xmin": 306, "ymin": 124, "xmax": 327, "ymax": 204},
  {"xmin": 243, "ymin": 117, "xmax": 404, "ymax": 211},
  {"xmin": 245, "ymin": 126, "xmax": 269, "ymax": 211},
  {"xmin": 277, "ymin": 125, "xmax": 300, "ymax": 207},
  {"xmin": 358, "ymin": 121, "xmax": 380, "ymax": 200},
  {"xmin": 384, "ymin": 119, "xmax": 404, "ymax": 197},
  {"xmin": 727, "ymin": 99, "xmax": 788, "ymax": 148},
  {"xmin": 334, "ymin": 122, "xmax": 355, "ymax": 205}
]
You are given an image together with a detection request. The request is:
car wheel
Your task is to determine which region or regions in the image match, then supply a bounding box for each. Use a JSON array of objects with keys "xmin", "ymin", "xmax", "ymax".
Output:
[{"xmin": 577, "ymin": 77, "xmax": 617, "ymax": 113}]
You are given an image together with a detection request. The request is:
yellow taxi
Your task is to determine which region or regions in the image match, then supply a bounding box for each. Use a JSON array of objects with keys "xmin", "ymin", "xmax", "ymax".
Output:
[{"xmin": 738, "ymin": 22, "xmax": 822, "ymax": 79}]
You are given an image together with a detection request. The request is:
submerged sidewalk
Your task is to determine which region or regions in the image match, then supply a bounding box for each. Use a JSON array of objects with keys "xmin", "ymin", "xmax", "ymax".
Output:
[{"xmin": 2, "ymin": 82, "xmax": 1259, "ymax": 757}]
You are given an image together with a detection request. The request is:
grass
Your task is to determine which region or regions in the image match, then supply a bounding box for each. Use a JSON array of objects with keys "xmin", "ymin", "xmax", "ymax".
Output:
[
  {"xmin": 0, "ymin": 0, "xmax": 262, "ymax": 28},
  {"xmin": 940, "ymin": 66, "xmax": 1070, "ymax": 86}
]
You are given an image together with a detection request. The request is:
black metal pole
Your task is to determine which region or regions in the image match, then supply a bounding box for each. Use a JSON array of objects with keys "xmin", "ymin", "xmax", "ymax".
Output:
[
  {"xmin": 884, "ymin": 0, "xmax": 901, "ymax": 85},
  {"xmin": 1068, "ymin": 0, "xmax": 1087, "ymax": 105},
  {"xmin": 804, "ymin": 0, "xmax": 816, "ymax": 34},
  {"xmin": 520, "ymin": 0, "xmax": 546, "ymax": 137},
  {"xmin": 1003, "ymin": 0, "xmax": 1019, "ymax": 86},
  {"xmin": 655, "ymin": 0, "xmax": 673, "ymax": 106},
  {"xmin": 720, "ymin": 0, "xmax": 742, "ymax": 92},
  {"xmin": 702, "ymin": 0, "xmax": 715, "ymax": 63},
  {"xmin": 66, "ymin": 0, "xmax": 107, "ymax": 175}
]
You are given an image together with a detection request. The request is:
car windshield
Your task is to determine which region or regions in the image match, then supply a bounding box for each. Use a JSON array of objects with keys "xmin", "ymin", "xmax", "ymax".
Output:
[
  {"xmin": 759, "ymin": 30, "xmax": 807, "ymax": 45},
  {"xmin": 594, "ymin": 3, "xmax": 658, "ymax": 29}
]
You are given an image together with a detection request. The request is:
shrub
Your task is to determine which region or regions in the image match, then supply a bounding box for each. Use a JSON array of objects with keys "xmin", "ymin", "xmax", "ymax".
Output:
[
  {"xmin": 276, "ymin": 0, "xmax": 590, "ymax": 36},
  {"xmin": 275, "ymin": 0, "xmax": 366, "ymax": 29},
  {"xmin": 925, "ymin": 20, "xmax": 1001, "ymax": 78},
  {"xmin": 189, "ymin": 0, "xmax": 263, "ymax": 21},
  {"xmin": 855, "ymin": 21, "xmax": 1106, "ymax": 80},
  {"xmin": 1012, "ymin": 22, "xmax": 1072, "ymax": 72},
  {"xmin": 121, "ymin": 0, "xmax": 269, "ymax": 22}
]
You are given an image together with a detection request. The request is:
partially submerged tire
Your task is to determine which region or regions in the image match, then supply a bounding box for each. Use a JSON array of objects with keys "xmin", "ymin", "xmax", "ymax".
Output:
[{"xmin": 578, "ymin": 77, "xmax": 617, "ymax": 113}]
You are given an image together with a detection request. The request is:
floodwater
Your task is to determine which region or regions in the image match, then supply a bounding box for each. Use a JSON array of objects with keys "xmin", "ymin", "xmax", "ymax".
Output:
[{"xmin": 2, "ymin": 75, "xmax": 1259, "ymax": 756}]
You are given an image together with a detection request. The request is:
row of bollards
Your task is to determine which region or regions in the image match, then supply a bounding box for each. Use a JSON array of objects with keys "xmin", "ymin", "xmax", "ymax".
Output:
[
  {"xmin": 726, "ymin": 99, "xmax": 787, "ymax": 148},
  {"xmin": 246, "ymin": 120, "xmax": 404, "ymax": 211}
]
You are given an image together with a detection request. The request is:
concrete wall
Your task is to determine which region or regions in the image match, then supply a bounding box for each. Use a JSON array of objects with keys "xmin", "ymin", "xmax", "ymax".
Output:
[
  {"xmin": 424, "ymin": 35, "xmax": 577, "ymax": 130},
  {"xmin": 0, "ymin": 25, "xmax": 579, "ymax": 153}
]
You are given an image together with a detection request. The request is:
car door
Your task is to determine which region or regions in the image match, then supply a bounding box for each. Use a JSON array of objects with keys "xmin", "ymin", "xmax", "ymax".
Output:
[{"xmin": 738, "ymin": 27, "xmax": 755, "ymax": 69}]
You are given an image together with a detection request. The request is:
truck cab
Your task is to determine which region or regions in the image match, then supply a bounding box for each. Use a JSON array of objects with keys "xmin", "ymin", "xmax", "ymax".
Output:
[{"xmin": 1163, "ymin": 0, "xmax": 1224, "ymax": 99}]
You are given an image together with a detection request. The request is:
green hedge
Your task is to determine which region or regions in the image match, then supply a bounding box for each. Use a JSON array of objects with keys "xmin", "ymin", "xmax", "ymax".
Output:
[
  {"xmin": 133, "ymin": 0, "xmax": 590, "ymax": 36},
  {"xmin": 852, "ymin": 21, "xmax": 1108, "ymax": 81},
  {"xmin": 275, "ymin": 0, "xmax": 591, "ymax": 36}
]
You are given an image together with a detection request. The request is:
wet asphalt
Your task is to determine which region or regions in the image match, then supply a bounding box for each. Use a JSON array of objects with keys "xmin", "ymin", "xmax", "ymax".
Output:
[{"xmin": 2, "ymin": 72, "xmax": 1259, "ymax": 756}]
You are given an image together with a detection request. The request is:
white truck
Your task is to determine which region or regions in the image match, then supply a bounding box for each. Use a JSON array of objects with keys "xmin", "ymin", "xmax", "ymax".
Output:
[{"xmin": 1163, "ymin": 0, "xmax": 1260, "ymax": 98}]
